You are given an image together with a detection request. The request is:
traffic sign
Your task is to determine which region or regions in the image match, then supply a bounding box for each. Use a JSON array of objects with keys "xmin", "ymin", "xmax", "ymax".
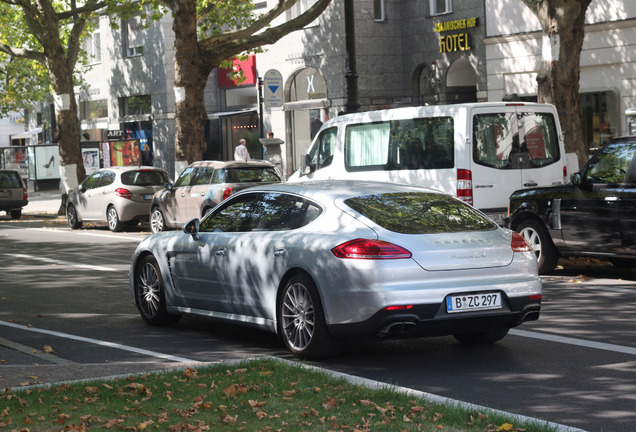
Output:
[{"xmin": 263, "ymin": 69, "xmax": 283, "ymax": 108}]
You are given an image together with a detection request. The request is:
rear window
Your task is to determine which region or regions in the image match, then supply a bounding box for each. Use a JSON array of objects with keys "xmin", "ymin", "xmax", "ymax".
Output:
[
  {"xmin": 121, "ymin": 170, "xmax": 170, "ymax": 186},
  {"xmin": 0, "ymin": 171, "xmax": 23, "ymax": 188},
  {"xmin": 213, "ymin": 167, "xmax": 281, "ymax": 183},
  {"xmin": 345, "ymin": 192, "xmax": 497, "ymax": 234}
]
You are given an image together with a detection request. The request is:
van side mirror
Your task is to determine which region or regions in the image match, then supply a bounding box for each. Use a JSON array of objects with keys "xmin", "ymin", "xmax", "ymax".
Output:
[{"xmin": 300, "ymin": 154, "xmax": 314, "ymax": 176}]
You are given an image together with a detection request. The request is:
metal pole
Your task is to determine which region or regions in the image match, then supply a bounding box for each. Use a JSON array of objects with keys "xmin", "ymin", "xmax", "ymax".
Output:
[{"xmin": 344, "ymin": 0, "xmax": 360, "ymax": 114}]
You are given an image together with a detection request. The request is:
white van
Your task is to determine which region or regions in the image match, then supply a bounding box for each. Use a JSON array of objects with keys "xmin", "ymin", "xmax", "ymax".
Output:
[{"xmin": 288, "ymin": 102, "xmax": 567, "ymax": 223}]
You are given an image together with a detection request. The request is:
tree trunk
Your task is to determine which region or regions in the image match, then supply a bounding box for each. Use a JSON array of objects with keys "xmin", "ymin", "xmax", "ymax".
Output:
[
  {"xmin": 522, "ymin": 0, "xmax": 592, "ymax": 169},
  {"xmin": 172, "ymin": 0, "xmax": 210, "ymax": 164}
]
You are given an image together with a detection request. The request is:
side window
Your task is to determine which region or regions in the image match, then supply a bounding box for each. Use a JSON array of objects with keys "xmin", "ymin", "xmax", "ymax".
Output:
[
  {"xmin": 585, "ymin": 142, "xmax": 636, "ymax": 184},
  {"xmin": 254, "ymin": 193, "xmax": 322, "ymax": 231},
  {"xmin": 193, "ymin": 167, "xmax": 214, "ymax": 185},
  {"xmin": 211, "ymin": 169, "xmax": 227, "ymax": 184},
  {"xmin": 99, "ymin": 171, "xmax": 116, "ymax": 187},
  {"xmin": 345, "ymin": 122, "xmax": 391, "ymax": 170},
  {"xmin": 312, "ymin": 127, "xmax": 337, "ymax": 170},
  {"xmin": 473, "ymin": 112, "xmax": 518, "ymax": 169},
  {"xmin": 175, "ymin": 167, "xmax": 197, "ymax": 187},
  {"xmin": 82, "ymin": 172, "xmax": 102, "ymax": 190},
  {"xmin": 199, "ymin": 194, "xmax": 260, "ymax": 233},
  {"xmin": 393, "ymin": 117, "xmax": 454, "ymax": 169}
]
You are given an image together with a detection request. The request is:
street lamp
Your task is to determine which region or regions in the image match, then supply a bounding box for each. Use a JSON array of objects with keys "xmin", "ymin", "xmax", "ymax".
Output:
[{"xmin": 344, "ymin": 0, "xmax": 360, "ymax": 114}]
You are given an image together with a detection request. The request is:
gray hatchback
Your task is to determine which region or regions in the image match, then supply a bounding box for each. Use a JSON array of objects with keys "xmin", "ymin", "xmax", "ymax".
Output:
[{"xmin": 0, "ymin": 169, "xmax": 28, "ymax": 219}]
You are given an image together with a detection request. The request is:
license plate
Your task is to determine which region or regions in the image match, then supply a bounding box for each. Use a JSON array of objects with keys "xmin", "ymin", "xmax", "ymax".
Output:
[
  {"xmin": 446, "ymin": 292, "xmax": 502, "ymax": 313},
  {"xmin": 143, "ymin": 194, "xmax": 152, "ymax": 200},
  {"xmin": 0, "ymin": 190, "xmax": 10, "ymax": 198}
]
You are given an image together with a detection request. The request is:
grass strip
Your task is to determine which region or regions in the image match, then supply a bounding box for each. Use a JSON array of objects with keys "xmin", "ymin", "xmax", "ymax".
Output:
[{"xmin": 1, "ymin": 358, "xmax": 558, "ymax": 431}]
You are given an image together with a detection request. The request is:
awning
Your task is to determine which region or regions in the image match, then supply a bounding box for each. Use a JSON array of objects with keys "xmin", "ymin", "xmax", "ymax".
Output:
[
  {"xmin": 208, "ymin": 108, "xmax": 257, "ymax": 120},
  {"xmin": 11, "ymin": 127, "xmax": 42, "ymax": 139},
  {"xmin": 283, "ymin": 99, "xmax": 329, "ymax": 111}
]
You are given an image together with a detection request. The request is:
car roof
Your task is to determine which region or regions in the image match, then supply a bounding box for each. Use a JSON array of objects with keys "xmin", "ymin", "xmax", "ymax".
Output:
[
  {"xmin": 188, "ymin": 160, "xmax": 276, "ymax": 169},
  {"xmin": 233, "ymin": 180, "xmax": 446, "ymax": 202},
  {"xmin": 97, "ymin": 166, "xmax": 166, "ymax": 173}
]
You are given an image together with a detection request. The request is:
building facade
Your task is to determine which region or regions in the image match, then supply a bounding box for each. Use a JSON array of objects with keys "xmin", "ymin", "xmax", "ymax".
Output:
[
  {"xmin": 24, "ymin": 0, "xmax": 636, "ymax": 180},
  {"xmin": 485, "ymin": 0, "xmax": 636, "ymax": 152}
]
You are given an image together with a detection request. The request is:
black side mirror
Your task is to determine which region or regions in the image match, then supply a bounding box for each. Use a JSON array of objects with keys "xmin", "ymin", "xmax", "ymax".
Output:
[
  {"xmin": 300, "ymin": 154, "xmax": 314, "ymax": 176},
  {"xmin": 183, "ymin": 218, "xmax": 201, "ymax": 240},
  {"xmin": 571, "ymin": 172, "xmax": 582, "ymax": 185},
  {"xmin": 165, "ymin": 183, "xmax": 174, "ymax": 191}
]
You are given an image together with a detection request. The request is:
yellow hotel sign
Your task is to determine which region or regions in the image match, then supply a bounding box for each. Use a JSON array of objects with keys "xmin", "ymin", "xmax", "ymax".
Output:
[{"xmin": 435, "ymin": 17, "xmax": 478, "ymax": 53}]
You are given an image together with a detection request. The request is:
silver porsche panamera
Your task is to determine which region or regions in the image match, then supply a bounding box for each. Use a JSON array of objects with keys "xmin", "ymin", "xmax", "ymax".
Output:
[{"xmin": 130, "ymin": 180, "xmax": 542, "ymax": 359}]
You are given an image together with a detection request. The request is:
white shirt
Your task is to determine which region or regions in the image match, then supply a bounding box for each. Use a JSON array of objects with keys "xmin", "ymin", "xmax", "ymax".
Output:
[{"xmin": 234, "ymin": 144, "xmax": 250, "ymax": 161}]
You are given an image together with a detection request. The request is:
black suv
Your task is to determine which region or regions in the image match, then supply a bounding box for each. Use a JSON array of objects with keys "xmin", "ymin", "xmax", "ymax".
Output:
[
  {"xmin": 507, "ymin": 137, "xmax": 636, "ymax": 273},
  {"xmin": 0, "ymin": 169, "xmax": 28, "ymax": 219}
]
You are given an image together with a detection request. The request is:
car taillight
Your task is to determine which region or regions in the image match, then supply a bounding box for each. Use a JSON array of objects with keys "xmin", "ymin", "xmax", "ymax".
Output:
[
  {"xmin": 563, "ymin": 165, "xmax": 568, "ymax": 182},
  {"xmin": 331, "ymin": 239, "xmax": 412, "ymax": 260},
  {"xmin": 511, "ymin": 232, "xmax": 532, "ymax": 252},
  {"xmin": 115, "ymin": 188, "xmax": 133, "ymax": 199},
  {"xmin": 23, "ymin": 188, "xmax": 28, "ymax": 201},
  {"xmin": 383, "ymin": 305, "xmax": 414, "ymax": 311},
  {"xmin": 222, "ymin": 187, "xmax": 232, "ymax": 201},
  {"xmin": 457, "ymin": 169, "xmax": 473, "ymax": 206}
]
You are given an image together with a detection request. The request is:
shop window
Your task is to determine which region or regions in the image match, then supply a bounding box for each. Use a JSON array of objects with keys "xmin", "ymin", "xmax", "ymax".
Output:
[
  {"xmin": 289, "ymin": 67, "xmax": 327, "ymax": 101},
  {"xmin": 122, "ymin": 16, "xmax": 144, "ymax": 57},
  {"xmin": 80, "ymin": 99, "xmax": 108, "ymax": 120},
  {"xmin": 119, "ymin": 95, "xmax": 151, "ymax": 116},
  {"xmin": 580, "ymin": 90, "xmax": 618, "ymax": 151},
  {"xmin": 430, "ymin": 0, "xmax": 452, "ymax": 15}
]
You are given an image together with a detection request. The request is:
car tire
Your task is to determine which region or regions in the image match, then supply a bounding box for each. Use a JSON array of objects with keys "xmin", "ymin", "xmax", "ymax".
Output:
[
  {"xmin": 278, "ymin": 274, "xmax": 343, "ymax": 359},
  {"xmin": 517, "ymin": 219, "xmax": 559, "ymax": 274},
  {"xmin": 67, "ymin": 204, "xmax": 83, "ymax": 229},
  {"xmin": 453, "ymin": 328, "xmax": 509, "ymax": 345},
  {"xmin": 10, "ymin": 209, "xmax": 21, "ymax": 219},
  {"xmin": 150, "ymin": 207, "xmax": 165, "ymax": 233},
  {"xmin": 134, "ymin": 255, "xmax": 181, "ymax": 326},
  {"xmin": 107, "ymin": 205, "xmax": 124, "ymax": 232},
  {"xmin": 201, "ymin": 206, "xmax": 213, "ymax": 218}
]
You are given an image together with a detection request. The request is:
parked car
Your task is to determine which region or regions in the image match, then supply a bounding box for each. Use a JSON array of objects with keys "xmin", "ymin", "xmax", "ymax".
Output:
[
  {"xmin": 130, "ymin": 180, "xmax": 542, "ymax": 359},
  {"xmin": 0, "ymin": 169, "xmax": 28, "ymax": 219},
  {"xmin": 67, "ymin": 166, "xmax": 171, "ymax": 232},
  {"xmin": 149, "ymin": 160, "xmax": 283, "ymax": 233},
  {"xmin": 507, "ymin": 136, "xmax": 636, "ymax": 273}
]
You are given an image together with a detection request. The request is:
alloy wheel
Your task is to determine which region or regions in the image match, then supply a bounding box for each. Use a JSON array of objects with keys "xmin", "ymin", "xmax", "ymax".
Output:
[{"xmin": 281, "ymin": 282, "xmax": 315, "ymax": 351}]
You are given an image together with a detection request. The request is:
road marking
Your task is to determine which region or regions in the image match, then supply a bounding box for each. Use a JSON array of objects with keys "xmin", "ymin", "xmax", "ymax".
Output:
[
  {"xmin": 26, "ymin": 227, "xmax": 146, "ymax": 242},
  {"xmin": 0, "ymin": 337, "xmax": 74, "ymax": 365},
  {"xmin": 0, "ymin": 320, "xmax": 198, "ymax": 364},
  {"xmin": 10, "ymin": 253, "xmax": 118, "ymax": 272},
  {"xmin": 511, "ymin": 329, "xmax": 636, "ymax": 356}
]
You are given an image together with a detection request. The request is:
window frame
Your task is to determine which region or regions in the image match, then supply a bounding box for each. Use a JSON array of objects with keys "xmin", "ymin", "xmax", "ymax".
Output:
[{"xmin": 430, "ymin": 0, "xmax": 452, "ymax": 16}]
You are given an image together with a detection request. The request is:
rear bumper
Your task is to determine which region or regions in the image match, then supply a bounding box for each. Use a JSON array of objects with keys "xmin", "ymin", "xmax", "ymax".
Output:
[
  {"xmin": 0, "ymin": 200, "xmax": 28, "ymax": 211},
  {"xmin": 327, "ymin": 295, "xmax": 541, "ymax": 341}
]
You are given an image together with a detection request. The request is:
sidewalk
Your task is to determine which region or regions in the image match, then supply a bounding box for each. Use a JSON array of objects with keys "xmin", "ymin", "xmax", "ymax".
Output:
[{"xmin": 22, "ymin": 181, "xmax": 63, "ymax": 217}]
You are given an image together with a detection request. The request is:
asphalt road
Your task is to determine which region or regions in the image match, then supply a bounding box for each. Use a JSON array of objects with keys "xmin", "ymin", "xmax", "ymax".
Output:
[{"xmin": 1, "ymin": 216, "xmax": 636, "ymax": 432}]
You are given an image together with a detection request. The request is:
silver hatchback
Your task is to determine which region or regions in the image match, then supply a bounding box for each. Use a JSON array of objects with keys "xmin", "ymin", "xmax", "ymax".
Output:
[
  {"xmin": 130, "ymin": 180, "xmax": 542, "ymax": 359},
  {"xmin": 67, "ymin": 166, "xmax": 171, "ymax": 232}
]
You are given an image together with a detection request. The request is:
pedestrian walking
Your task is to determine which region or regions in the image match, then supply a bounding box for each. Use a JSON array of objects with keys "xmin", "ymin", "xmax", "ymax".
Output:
[{"xmin": 234, "ymin": 139, "xmax": 250, "ymax": 161}]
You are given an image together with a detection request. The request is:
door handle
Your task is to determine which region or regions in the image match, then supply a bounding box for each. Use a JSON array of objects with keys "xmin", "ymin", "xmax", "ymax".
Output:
[
  {"xmin": 214, "ymin": 248, "xmax": 226, "ymax": 257},
  {"xmin": 274, "ymin": 248, "xmax": 286, "ymax": 259},
  {"xmin": 523, "ymin": 181, "xmax": 538, "ymax": 187}
]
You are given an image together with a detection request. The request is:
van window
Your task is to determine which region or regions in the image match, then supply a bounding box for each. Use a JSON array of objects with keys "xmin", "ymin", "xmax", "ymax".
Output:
[
  {"xmin": 309, "ymin": 127, "xmax": 337, "ymax": 171},
  {"xmin": 473, "ymin": 112, "xmax": 561, "ymax": 170},
  {"xmin": 344, "ymin": 117, "xmax": 454, "ymax": 171}
]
